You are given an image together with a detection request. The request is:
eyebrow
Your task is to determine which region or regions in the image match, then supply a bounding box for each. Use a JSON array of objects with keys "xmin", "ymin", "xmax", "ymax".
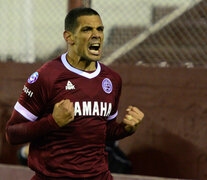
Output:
[
  {"xmin": 81, "ymin": 26, "xmax": 92, "ymax": 29},
  {"xmin": 98, "ymin": 26, "xmax": 104, "ymax": 30},
  {"xmin": 81, "ymin": 25, "xmax": 104, "ymax": 30}
]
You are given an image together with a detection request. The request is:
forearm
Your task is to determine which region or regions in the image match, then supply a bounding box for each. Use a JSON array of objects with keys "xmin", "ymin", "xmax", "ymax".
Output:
[
  {"xmin": 6, "ymin": 110, "xmax": 59, "ymax": 145},
  {"xmin": 106, "ymin": 119, "xmax": 134, "ymax": 141}
]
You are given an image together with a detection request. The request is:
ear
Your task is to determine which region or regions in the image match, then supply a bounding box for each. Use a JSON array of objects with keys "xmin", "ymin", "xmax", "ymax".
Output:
[{"xmin": 63, "ymin": 31, "xmax": 74, "ymax": 45}]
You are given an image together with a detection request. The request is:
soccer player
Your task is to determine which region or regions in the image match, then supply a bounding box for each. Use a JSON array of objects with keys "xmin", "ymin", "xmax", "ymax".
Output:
[{"xmin": 6, "ymin": 7, "xmax": 144, "ymax": 180}]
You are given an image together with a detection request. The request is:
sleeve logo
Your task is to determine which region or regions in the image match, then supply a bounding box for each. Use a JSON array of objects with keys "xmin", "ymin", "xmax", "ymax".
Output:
[
  {"xmin": 23, "ymin": 85, "xmax": 33, "ymax": 97},
  {"xmin": 102, "ymin": 78, "xmax": 113, "ymax": 94},
  {"xmin": 28, "ymin": 72, "xmax": 39, "ymax": 84}
]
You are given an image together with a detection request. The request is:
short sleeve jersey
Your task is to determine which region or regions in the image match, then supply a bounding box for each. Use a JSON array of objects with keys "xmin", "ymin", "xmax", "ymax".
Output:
[{"xmin": 14, "ymin": 52, "xmax": 122, "ymax": 178}]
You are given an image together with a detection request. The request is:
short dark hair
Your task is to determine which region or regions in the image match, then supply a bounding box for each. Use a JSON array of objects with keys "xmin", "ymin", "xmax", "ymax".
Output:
[{"xmin": 65, "ymin": 7, "xmax": 100, "ymax": 32}]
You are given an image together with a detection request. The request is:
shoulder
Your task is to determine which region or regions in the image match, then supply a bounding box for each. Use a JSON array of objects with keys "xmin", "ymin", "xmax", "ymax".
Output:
[
  {"xmin": 26, "ymin": 56, "xmax": 63, "ymax": 91},
  {"xmin": 99, "ymin": 63, "xmax": 122, "ymax": 83},
  {"xmin": 38, "ymin": 56, "xmax": 62, "ymax": 76},
  {"xmin": 34, "ymin": 56, "xmax": 63, "ymax": 83}
]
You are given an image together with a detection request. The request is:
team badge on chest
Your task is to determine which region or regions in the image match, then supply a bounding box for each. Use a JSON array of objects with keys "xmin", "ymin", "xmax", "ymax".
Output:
[{"xmin": 102, "ymin": 78, "xmax": 113, "ymax": 94}]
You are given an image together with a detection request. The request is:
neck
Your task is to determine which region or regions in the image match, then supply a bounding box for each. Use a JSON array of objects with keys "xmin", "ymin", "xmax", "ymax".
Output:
[{"xmin": 66, "ymin": 54, "xmax": 96, "ymax": 71}]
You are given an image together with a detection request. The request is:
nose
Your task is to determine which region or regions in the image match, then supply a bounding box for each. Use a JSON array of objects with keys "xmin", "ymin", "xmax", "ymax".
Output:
[{"xmin": 92, "ymin": 29, "xmax": 100, "ymax": 38}]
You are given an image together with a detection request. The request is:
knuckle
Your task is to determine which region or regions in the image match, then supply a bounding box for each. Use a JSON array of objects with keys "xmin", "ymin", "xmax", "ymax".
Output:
[
  {"xmin": 139, "ymin": 113, "xmax": 144, "ymax": 119},
  {"xmin": 123, "ymin": 118, "xmax": 128, "ymax": 124}
]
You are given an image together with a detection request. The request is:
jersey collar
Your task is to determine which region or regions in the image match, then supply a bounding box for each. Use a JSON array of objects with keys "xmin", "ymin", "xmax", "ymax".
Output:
[{"xmin": 61, "ymin": 52, "xmax": 101, "ymax": 79}]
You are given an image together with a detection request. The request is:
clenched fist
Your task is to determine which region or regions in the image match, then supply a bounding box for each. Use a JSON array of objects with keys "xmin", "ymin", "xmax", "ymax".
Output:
[
  {"xmin": 52, "ymin": 99, "xmax": 74, "ymax": 127},
  {"xmin": 123, "ymin": 105, "xmax": 144, "ymax": 133}
]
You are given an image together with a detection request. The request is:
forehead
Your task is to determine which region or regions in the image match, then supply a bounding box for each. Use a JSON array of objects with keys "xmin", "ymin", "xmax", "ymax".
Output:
[{"xmin": 76, "ymin": 15, "xmax": 103, "ymax": 27}]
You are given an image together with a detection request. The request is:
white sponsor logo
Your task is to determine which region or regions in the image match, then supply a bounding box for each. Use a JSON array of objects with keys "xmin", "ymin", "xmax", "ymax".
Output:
[
  {"xmin": 65, "ymin": 80, "xmax": 75, "ymax": 90},
  {"xmin": 23, "ymin": 85, "xmax": 33, "ymax": 97},
  {"xmin": 74, "ymin": 101, "xmax": 112, "ymax": 117}
]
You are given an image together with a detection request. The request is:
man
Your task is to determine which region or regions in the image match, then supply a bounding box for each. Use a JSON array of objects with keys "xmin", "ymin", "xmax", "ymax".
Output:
[{"xmin": 6, "ymin": 7, "xmax": 144, "ymax": 180}]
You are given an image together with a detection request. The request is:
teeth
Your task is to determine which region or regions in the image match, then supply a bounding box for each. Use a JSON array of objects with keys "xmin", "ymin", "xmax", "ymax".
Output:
[
  {"xmin": 91, "ymin": 43, "xmax": 100, "ymax": 47},
  {"xmin": 88, "ymin": 43, "xmax": 101, "ymax": 55},
  {"xmin": 90, "ymin": 50, "xmax": 99, "ymax": 54}
]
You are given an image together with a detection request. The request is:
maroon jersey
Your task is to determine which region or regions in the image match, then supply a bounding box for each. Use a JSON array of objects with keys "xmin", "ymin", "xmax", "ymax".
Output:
[{"xmin": 11, "ymin": 53, "xmax": 130, "ymax": 178}]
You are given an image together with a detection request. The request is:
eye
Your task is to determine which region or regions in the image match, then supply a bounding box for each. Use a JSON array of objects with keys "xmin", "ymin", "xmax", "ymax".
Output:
[
  {"xmin": 97, "ymin": 26, "xmax": 104, "ymax": 32},
  {"xmin": 81, "ymin": 27, "xmax": 92, "ymax": 32}
]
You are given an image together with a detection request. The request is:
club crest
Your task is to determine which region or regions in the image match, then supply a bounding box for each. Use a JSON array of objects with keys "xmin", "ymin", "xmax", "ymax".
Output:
[
  {"xmin": 28, "ymin": 72, "xmax": 39, "ymax": 84},
  {"xmin": 102, "ymin": 78, "xmax": 112, "ymax": 94}
]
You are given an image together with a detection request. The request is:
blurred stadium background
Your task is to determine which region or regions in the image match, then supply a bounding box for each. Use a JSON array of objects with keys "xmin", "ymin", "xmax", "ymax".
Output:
[
  {"xmin": 1, "ymin": 0, "xmax": 206, "ymax": 67},
  {"xmin": 1, "ymin": 0, "xmax": 207, "ymax": 180}
]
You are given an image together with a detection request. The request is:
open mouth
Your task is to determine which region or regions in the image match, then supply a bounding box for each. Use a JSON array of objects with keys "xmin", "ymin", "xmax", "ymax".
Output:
[{"xmin": 88, "ymin": 43, "xmax": 101, "ymax": 55}]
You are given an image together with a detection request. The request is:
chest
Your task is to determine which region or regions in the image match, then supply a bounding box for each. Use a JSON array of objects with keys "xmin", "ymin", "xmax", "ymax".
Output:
[{"xmin": 49, "ymin": 74, "xmax": 117, "ymax": 117}]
